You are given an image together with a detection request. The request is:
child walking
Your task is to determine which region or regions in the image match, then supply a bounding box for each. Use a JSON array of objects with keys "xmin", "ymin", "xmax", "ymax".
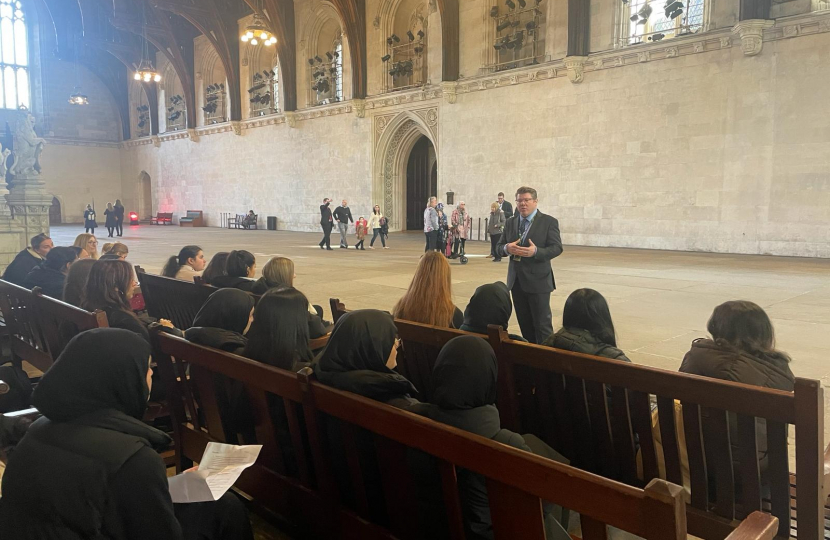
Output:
[{"xmin": 355, "ymin": 216, "xmax": 368, "ymax": 250}]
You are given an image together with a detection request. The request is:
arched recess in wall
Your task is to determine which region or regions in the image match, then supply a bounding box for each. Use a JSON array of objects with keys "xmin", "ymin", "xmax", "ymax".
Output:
[
  {"xmin": 299, "ymin": 2, "xmax": 351, "ymax": 107},
  {"xmin": 137, "ymin": 171, "xmax": 152, "ymax": 221},
  {"xmin": 376, "ymin": 0, "xmax": 441, "ymax": 91},
  {"xmin": 196, "ymin": 39, "xmax": 228, "ymax": 126},
  {"xmin": 158, "ymin": 59, "xmax": 185, "ymax": 132},
  {"xmin": 245, "ymin": 43, "xmax": 280, "ymax": 116},
  {"xmin": 373, "ymin": 110, "xmax": 438, "ymax": 232}
]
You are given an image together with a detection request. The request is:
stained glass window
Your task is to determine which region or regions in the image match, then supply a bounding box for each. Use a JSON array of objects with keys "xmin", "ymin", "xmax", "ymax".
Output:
[{"xmin": 0, "ymin": 0, "xmax": 27, "ymax": 109}]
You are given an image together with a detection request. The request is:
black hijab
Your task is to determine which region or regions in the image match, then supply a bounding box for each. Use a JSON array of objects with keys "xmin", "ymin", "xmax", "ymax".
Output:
[
  {"xmin": 460, "ymin": 282, "xmax": 512, "ymax": 333},
  {"xmin": 192, "ymin": 288, "xmax": 254, "ymax": 334},
  {"xmin": 33, "ymin": 328, "xmax": 152, "ymax": 421},
  {"xmin": 315, "ymin": 310, "xmax": 416, "ymax": 402},
  {"xmin": 431, "ymin": 335, "xmax": 498, "ymax": 410}
]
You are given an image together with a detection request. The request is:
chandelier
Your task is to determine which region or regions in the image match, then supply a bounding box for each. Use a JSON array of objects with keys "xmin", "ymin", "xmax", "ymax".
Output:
[
  {"xmin": 241, "ymin": 3, "xmax": 276, "ymax": 46},
  {"xmin": 68, "ymin": 87, "xmax": 89, "ymax": 106},
  {"xmin": 134, "ymin": 59, "xmax": 162, "ymax": 83}
]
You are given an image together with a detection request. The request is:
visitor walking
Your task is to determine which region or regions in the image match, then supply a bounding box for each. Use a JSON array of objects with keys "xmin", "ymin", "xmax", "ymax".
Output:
[
  {"xmin": 83, "ymin": 204, "xmax": 97, "ymax": 234},
  {"xmin": 114, "ymin": 199, "xmax": 125, "ymax": 236},
  {"xmin": 450, "ymin": 202, "xmax": 472, "ymax": 258},
  {"xmin": 333, "ymin": 199, "xmax": 353, "ymax": 249},
  {"xmin": 488, "ymin": 202, "xmax": 506, "ymax": 262},
  {"xmin": 319, "ymin": 198, "xmax": 334, "ymax": 250},
  {"xmin": 104, "ymin": 202, "xmax": 116, "ymax": 238},
  {"xmin": 423, "ymin": 196, "xmax": 439, "ymax": 252},
  {"xmin": 355, "ymin": 217, "xmax": 368, "ymax": 250},
  {"xmin": 369, "ymin": 205, "xmax": 387, "ymax": 249}
]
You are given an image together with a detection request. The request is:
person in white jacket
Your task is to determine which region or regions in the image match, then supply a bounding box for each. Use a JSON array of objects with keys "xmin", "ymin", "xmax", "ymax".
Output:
[{"xmin": 368, "ymin": 205, "xmax": 388, "ymax": 249}]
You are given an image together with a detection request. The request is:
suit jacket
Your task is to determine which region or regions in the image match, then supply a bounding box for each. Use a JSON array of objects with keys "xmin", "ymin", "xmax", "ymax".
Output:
[
  {"xmin": 320, "ymin": 204, "xmax": 334, "ymax": 225},
  {"xmin": 500, "ymin": 201, "xmax": 514, "ymax": 219},
  {"xmin": 496, "ymin": 211, "xmax": 563, "ymax": 294}
]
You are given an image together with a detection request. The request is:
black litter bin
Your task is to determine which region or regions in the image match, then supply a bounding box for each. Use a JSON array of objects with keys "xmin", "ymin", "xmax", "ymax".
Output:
[{"xmin": 267, "ymin": 216, "xmax": 277, "ymax": 230}]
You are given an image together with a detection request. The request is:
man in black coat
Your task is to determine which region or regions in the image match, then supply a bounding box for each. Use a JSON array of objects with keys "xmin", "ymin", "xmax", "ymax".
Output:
[
  {"xmin": 332, "ymin": 199, "xmax": 354, "ymax": 249},
  {"xmin": 319, "ymin": 198, "xmax": 334, "ymax": 250},
  {"xmin": 23, "ymin": 246, "xmax": 78, "ymax": 299},
  {"xmin": 496, "ymin": 186, "xmax": 563, "ymax": 344},
  {"xmin": 2, "ymin": 233, "xmax": 53, "ymax": 286},
  {"xmin": 497, "ymin": 192, "xmax": 513, "ymax": 219}
]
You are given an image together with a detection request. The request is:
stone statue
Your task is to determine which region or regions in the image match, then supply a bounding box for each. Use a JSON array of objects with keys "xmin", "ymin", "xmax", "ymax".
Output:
[{"xmin": 6, "ymin": 108, "xmax": 45, "ymax": 178}]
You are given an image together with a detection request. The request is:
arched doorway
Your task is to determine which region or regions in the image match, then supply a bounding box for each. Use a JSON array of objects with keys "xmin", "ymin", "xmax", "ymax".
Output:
[
  {"xmin": 405, "ymin": 136, "xmax": 437, "ymax": 230},
  {"xmin": 138, "ymin": 171, "xmax": 152, "ymax": 221},
  {"xmin": 48, "ymin": 197, "xmax": 61, "ymax": 225}
]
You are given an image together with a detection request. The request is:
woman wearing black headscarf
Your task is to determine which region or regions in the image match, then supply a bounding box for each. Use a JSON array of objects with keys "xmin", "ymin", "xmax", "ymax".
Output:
[
  {"xmin": 184, "ymin": 289, "xmax": 255, "ymax": 355},
  {"xmin": 314, "ymin": 309, "xmax": 417, "ymax": 409},
  {"xmin": 459, "ymin": 281, "xmax": 527, "ymax": 342},
  {"xmin": 0, "ymin": 328, "xmax": 253, "ymax": 540},
  {"xmin": 410, "ymin": 336, "xmax": 567, "ymax": 540}
]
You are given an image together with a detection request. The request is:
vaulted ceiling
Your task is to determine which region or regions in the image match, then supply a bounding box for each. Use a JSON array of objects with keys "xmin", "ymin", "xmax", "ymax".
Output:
[{"xmin": 38, "ymin": 0, "xmax": 461, "ymax": 139}]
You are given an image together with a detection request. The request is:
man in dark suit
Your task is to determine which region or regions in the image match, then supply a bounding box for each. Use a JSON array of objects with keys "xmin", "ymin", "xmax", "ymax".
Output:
[
  {"xmin": 319, "ymin": 198, "xmax": 334, "ymax": 250},
  {"xmin": 496, "ymin": 186, "xmax": 563, "ymax": 344},
  {"xmin": 497, "ymin": 192, "xmax": 513, "ymax": 219}
]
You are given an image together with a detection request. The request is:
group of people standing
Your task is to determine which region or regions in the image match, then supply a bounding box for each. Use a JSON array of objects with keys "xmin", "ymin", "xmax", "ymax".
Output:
[
  {"xmin": 84, "ymin": 201, "xmax": 125, "ymax": 238},
  {"xmin": 319, "ymin": 198, "xmax": 389, "ymax": 250},
  {"xmin": 424, "ymin": 198, "xmax": 473, "ymax": 258}
]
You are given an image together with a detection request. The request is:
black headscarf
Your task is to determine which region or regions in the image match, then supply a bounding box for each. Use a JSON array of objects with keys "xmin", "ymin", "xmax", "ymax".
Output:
[
  {"xmin": 32, "ymin": 328, "xmax": 152, "ymax": 421},
  {"xmin": 192, "ymin": 288, "xmax": 255, "ymax": 334},
  {"xmin": 460, "ymin": 282, "xmax": 512, "ymax": 333},
  {"xmin": 314, "ymin": 310, "xmax": 416, "ymax": 402},
  {"xmin": 431, "ymin": 335, "xmax": 498, "ymax": 410}
]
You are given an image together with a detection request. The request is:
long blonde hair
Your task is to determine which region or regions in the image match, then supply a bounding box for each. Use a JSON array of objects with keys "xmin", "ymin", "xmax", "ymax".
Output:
[
  {"xmin": 262, "ymin": 257, "xmax": 294, "ymax": 288},
  {"xmin": 73, "ymin": 233, "xmax": 99, "ymax": 260},
  {"xmin": 393, "ymin": 252, "xmax": 456, "ymax": 327}
]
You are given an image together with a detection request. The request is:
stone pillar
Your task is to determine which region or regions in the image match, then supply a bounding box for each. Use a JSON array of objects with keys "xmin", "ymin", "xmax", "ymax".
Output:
[{"xmin": 4, "ymin": 108, "xmax": 51, "ymax": 243}]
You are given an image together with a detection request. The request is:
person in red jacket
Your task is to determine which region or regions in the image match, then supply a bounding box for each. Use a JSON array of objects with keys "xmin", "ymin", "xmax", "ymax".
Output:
[{"xmin": 355, "ymin": 216, "xmax": 369, "ymax": 250}]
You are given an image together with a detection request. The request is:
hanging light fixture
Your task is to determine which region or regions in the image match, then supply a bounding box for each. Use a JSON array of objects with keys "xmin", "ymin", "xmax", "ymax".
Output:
[
  {"xmin": 134, "ymin": 2, "xmax": 161, "ymax": 83},
  {"xmin": 241, "ymin": 1, "xmax": 277, "ymax": 46},
  {"xmin": 68, "ymin": 36, "xmax": 90, "ymax": 105}
]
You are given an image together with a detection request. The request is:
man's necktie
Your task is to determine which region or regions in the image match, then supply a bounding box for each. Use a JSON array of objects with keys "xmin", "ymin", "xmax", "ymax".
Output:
[{"xmin": 520, "ymin": 218, "xmax": 529, "ymax": 237}]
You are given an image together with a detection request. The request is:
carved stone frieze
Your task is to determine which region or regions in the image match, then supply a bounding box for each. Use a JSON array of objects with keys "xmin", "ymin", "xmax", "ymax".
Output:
[
  {"xmin": 187, "ymin": 128, "xmax": 200, "ymax": 143},
  {"xmin": 732, "ymin": 20, "xmax": 775, "ymax": 56},
  {"xmin": 441, "ymin": 82, "xmax": 458, "ymax": 104},
  {"xmin": 285, "ymin": 112, "xmax": 298, "ymax": 128},
  {"xmin": 563, "ymin": 56, "xmax": 587, "ymax": 84},
  {"xmin": 353, "ymin": 99, "xmax": 366, "ymax": 118}
]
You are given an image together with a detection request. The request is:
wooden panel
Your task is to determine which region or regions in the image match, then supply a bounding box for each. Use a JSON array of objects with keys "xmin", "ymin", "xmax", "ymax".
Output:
[
  {"xmin": 724, "ymin": 511, "xmax": 778, "ymax": 540},
  {"xmin": 657, "ymin": 396, "xmax": 683, "ymax": 486},
  {"xmin": 248, "ymin": 389, "xmax": 287, "ymax": 476},
  {"xmin": 794, "ymin": 378, "xmax": 824, "ymax": 540},
  {"xmin": 734, "ymin": 415, "xmax": 761, "ymax": 519},
  {"xmin": 630, "ymin": 390, "xmax": 659, "ymax": 483},
  {"xmin": 585, "ymin": 380, "xmax": 616, "ymax": 478},
  {"xmin": 702, "ymin": 407, "xmax": 735, "ymax": 520},
  {"xmin": 609, "ymin": 386, "xmax": 638, "ymax": 486},
  {"xmin": 375, "ymin": 437, "xmax": 418, "ymax": 539},
  {"xmin": 284, "ymin": 399, "xmax": 313, "ymax": 488},
  {"xmin": 581, "ymin": 515, "xmax": 609, "ymax": 540},
  {"xmin": 565, "ymin": 375, "xmax": 596, "ymax": 472},
  {"xmin": 486, "ymin": 478, "xmax": 546, "ymax": 540},
  {"xmin": 439, "ymin": 460, "xmax": 466, "ymax": 540},
  {"xmin": 765, "ymin": 420, "xmax": 791, "ymax": 538},
  {"xmin": 682, "ymin": 402, "xmax": 709, "ymax": 510},
  {"xmin": 341, "ymin": 422, "xmax": 371, "ymax": 518}
]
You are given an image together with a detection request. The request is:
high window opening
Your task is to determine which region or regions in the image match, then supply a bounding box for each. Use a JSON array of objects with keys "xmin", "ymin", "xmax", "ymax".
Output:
[{"xmin": 0, "ymin": 0, "xmax": 28, "ymax": 109}]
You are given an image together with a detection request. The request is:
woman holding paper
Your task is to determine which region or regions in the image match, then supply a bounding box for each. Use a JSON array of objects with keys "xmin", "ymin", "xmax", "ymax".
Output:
[{"xmin": 0, "ymin": 328, "xmax": 253, "ymax": 540}]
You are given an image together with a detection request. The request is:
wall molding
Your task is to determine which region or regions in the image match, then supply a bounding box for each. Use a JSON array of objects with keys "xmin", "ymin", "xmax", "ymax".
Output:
[{"xmin": 44, "ymin": 137, "xmax": 121, "ymax": 149}]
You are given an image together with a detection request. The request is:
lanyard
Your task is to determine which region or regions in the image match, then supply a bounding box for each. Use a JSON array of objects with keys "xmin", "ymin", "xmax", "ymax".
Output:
[{"xmin": 519, "ymin": 215, "xmax": 534, "ymax": 245}]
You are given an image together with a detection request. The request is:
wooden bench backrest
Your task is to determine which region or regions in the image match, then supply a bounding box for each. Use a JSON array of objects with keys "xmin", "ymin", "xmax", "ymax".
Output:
[
  {"xmin": 0, "ymin": 280, "xmax": 52, "ymax": 372},
  {"xmin": 30, "ymin": 288, "xmax": 108, "ymax": 359},
  {"xmin": 488, "ymin": 326, "xmax": 823, "ymax": 540},
  {"xmin": 153, "ymin": 331, "xmax": 700, "ymax": 540},
  {"xmin": 136, "ymin": 269, "xmax": 216, "ymax": 329}
]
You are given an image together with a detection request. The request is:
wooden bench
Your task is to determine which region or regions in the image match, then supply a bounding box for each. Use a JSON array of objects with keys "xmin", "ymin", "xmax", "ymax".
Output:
[
  {"xmin": 136, "ymin": 268, "xmax": 217, "ymax": 330},
  {"xmin": 153, "ymin": 330, "xmax": 777, "ymax": 540},
  {"xmin": 179, "ymin": 210, "xmax": 205, "ymax": 227},
  {"xmin": 31, "ymin": 288, "xmax": 109, "ymax": 360},
  {"xmin": 150, "ymin": 212, "xmax": 173, "ymax": 225},
  {"xmin": 487, "ymin": 326, "xmax": 825, "ymax": 540}
]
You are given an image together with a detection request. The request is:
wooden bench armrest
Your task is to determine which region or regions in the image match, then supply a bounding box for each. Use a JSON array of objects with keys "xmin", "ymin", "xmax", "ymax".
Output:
[
  {"xmin": 724, "ymin": 512, "xmax": 778, "ymax": 540},
  {"xmin": 4, "ymin": 407, "xmax": 40, "ymax": 420}
]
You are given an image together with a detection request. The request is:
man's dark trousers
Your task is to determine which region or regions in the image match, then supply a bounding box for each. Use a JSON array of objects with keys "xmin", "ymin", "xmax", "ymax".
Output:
[
  {"xmin": 511, "ymin": 274, "xmax": 553, "ymax": 344},
  {"xmin": 320, "ymin": 223, "xmax": 333, "ymax": 248}
]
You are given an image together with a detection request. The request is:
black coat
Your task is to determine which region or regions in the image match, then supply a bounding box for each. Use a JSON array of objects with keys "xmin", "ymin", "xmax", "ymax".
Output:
[
  {"xmin": 543, "ymin": 327, "xmax": 630, "ymax": 362},
  {"xmin": 0, "ymin": 410, "xmax": 181, "ymax": 540},
  {"xmin": 320, "ymin": 203, "xmax": 334, "ymax": 226},
  {"xmin": 84, "ymin": 209, "xmax": 97, "ymax": 228},
  {"xmin": 23, "ymin": 266, "xmax": 66, "ymax": 299},
  {"xmin": 499, "ymin": 201, "xmax": 513, "ymax": 219},
  {"xmin": 2, "ymin": 249, "xmax": 43, "ymax": 286},
  {"xmin": 209, "ymin": 275, "xmax": 256, "ymax": 292},
  {"xmin": 114, "ymin": 205, "xmax": 125, "ymax": 222},
  {"xmin": 105, "ymin": 308, "xmax": 151, "ymax": 343},
  {"xmin": 496, "ymin": 211, "xmax": 563, "ymax": 293},
  {"xmin": 184, "ymin": 327, "xmax": 247, "ymax": 356},
  {"xmin": 105, "ymin": 208, "xmax": 117, "ymax": 227},
  {"xmin": 333, "ymin": 206, "xmax": 353, "ymax": 224}
]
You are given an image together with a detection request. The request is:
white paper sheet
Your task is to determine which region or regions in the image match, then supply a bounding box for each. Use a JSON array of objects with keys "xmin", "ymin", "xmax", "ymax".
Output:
[{"xmin": 168, "ymin": 442, "xmax": 262, "ymax": 503}]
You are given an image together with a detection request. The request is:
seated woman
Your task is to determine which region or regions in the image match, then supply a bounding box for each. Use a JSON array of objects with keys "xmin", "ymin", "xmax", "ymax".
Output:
[
  {"xmin": 82, "ymin": 259, "xmax": 175, "ymax": 343},
  {"xmin": 393, "ymin": 251, "xmax": 463, "ymax": 329},
  {"xmin": 73, "ymin": 233, "xmax": 99, "ymax": 260},
  {"xmin": 24, "ymin": 247, "xmax": 78, "ymax": 299},
  {"xmin": 0, "ymin": 328, "xmax": 253, "ymax": 540},
  {"xmin": 459, "ymin": 282, "xmax": 526, "ymax": 341},
  {"xmin": 244, "ymin": 288, "xmax": 314, "ymax": 371},
  {"xmin": 410, "ymin": 336, "xmax": 567, "ymax": 540},
  {"xmin": 201, "ymin": 252, "xmax": 229, "ymax": 285},
  {"xmin": 314, "ymin": 309, "xmax": 417, "ymax": 409},
  {"xmin": 100, "ymin": 242, "xmax": 129, "ymax": 261},
  {"xmin": 542, "ymin": 288, "xmax": 630, "ymax": 362},
  {"xmin": 62, "ymin": 258, "xmax": 97, "ymax": 307},
  {"xmin": 162, "ymin": 245, "xmax": 206, "ymax": 281},
  {"xmin": 242, "ymin": 210, "xmax": 256, "ymax": 229},
  {"xmin": 184, "ymin": 289, "xmax": 255, "ymax": 355},
  {"xmin": 210, "ymin": 250, "xmax": 256, "ymax": 292},
  {"xmin": 251, "ymin": 257, "xmax": 329, "ymax": 337}
]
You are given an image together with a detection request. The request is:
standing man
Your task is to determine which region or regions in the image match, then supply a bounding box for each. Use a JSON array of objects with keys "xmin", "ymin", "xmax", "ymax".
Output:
[
  {"xmin": 496, "ymin": 186, "xmax": 563, "ymax": 344},
  {"xmin": 498, "ymin": 192, "xmax": 513, "ymax": 219},
  {"xmin": 319, "ymin": 198, "xmax": 334, "ymax": 250},
  {"xmin": 333, "ymin": 199, "xmax": 354, "ymax": 249},
  {"xmin": 423, "ymin": 196, "xmax": 439, "ymax": 252}
]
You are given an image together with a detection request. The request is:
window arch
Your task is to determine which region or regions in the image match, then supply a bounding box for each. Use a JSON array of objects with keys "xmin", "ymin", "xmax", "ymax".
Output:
[
  {"xmin": 622, "ymin": 0, "xmax": 706, "ymax": 46},
  {"xmin": 0, "ymin": 0, "xmax": 28, "ymax": 109},
  {"xmin": 333, "ymin": 38, "xmax": 343, "ymax": 102}
]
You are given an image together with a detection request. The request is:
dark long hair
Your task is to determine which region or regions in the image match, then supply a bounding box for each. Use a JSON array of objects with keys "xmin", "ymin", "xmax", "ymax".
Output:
[
  {"xmin": 225, "ymin": 250, "xmax": 255, "ymax": 278},
  {"xmin": 244, "ymin": 288, "xmax": 312, "ymax": 370},
  {"xmin": 202, "ymin": 252, "xmax": 229, "ymax": 285},
  {"xmin": 63, "ymin": 258, "xmax": 96, "ymax": 307},
  {"xmin": 81, "ymin": 260, "xmax": 136, "ymax": 316},
  {"xmin": 42, "ymin": 247, "xmax": 78, "ymax": 272},
  {"xmin": 707, "ymin": 300, "xmax": 790, "ymax": 362},
  {"xmin": 162, "ymin": 245, "xmax": 202, "ymax": 277},
  {"xmin": 562, "ymin": 288, "xmax": 617, "ymax": 347}
]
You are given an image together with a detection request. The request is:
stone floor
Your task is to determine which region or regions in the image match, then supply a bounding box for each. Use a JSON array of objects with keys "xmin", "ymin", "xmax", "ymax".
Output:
[{"xmin": 52, "ymin": 224, "xmax": 830, "ymax": 445}]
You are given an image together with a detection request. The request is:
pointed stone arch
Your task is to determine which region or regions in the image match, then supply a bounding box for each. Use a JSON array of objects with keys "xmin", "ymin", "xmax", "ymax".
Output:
[{"xmin": 373, "ymin": 110, "xmax": 438, "ymax": 231}]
